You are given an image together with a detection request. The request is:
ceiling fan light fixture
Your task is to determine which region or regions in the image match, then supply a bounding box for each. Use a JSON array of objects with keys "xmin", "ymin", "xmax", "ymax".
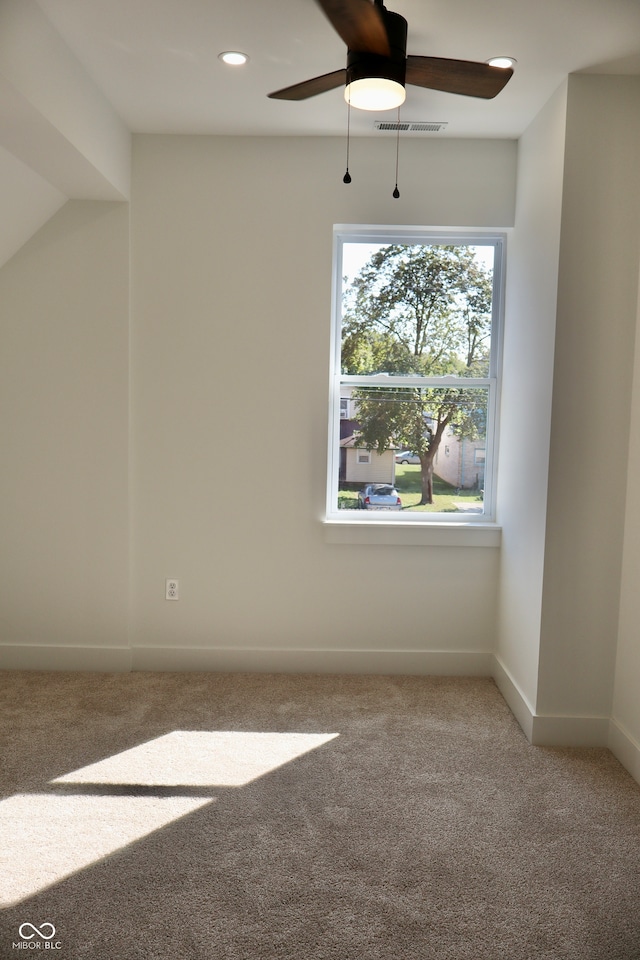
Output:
[
  {"xmin": 267, "ymin": 3, "xmax": 514, "ymax": 106},
  {"xmin": 345, "ymin": 77, "xmax": 406, "ymax": 111}
]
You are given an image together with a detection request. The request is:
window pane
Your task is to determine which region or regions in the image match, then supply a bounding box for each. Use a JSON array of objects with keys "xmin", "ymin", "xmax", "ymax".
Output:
[
  {"xmin": 329, "ymin": 231, "xmax": 502, "ymax": 523},
  {"xmin": 336, "ymin": 386, "xmax": 488, "ymax": 515},
  {"xmin": 341, "ymin": 243, "xmax": 494, "ymax": 378}
]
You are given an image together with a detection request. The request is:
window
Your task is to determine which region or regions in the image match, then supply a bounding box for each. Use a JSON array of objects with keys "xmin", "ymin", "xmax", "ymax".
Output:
[{"xmin": 327, "ymin": 227, "xmax": 504, "ymax": 523}]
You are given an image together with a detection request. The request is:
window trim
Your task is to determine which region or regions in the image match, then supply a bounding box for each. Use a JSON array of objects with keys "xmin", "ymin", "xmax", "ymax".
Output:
[
  {"xmin": 326, "ymin": 225, "xmax": 506, "ymax": 529},
  {"xmin": 323, "ymin": 518, "xmax": 501, "ymax": 547}
]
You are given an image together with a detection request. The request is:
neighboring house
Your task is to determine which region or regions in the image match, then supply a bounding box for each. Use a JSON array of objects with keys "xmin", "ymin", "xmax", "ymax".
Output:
[
  {"xmin": 433, "ymin": 428, "xmax": 486, "ymax": 491},
  {"xmin": 339, "ymin": 432, "xmax": 396, "ymax": 485},
  {"xmin": 339, "ymin": 389, "xmax": 395, "ymax": 485}
]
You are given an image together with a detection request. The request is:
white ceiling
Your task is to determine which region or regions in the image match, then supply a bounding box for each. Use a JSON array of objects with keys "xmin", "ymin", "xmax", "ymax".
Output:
[
  {"xmin": 1, "ymin": 0, "xmax": 640, "ymax": 269},
  {"xmin": 33, "ymin": 0, "xmax": 640, "ymax": 140}
]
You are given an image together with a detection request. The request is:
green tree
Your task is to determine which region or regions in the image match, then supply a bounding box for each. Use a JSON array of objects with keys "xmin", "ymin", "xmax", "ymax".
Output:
[{"xmin": 342, "ymin": 244, "xmax": 492, "ymax": 504}]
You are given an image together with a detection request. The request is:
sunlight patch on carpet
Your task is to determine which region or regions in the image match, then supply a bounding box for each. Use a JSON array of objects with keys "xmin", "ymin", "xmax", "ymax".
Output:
[
  {"xmin": 51, "ymin": 731, "xmax": 340, "ymax": 787},
  {"xmin": 0, "ymin": 792, "xmax": 213, "ymax": 907},
  {"xmin": 1, "ymin": 731, "xmax": 339, "ymax": 907}
]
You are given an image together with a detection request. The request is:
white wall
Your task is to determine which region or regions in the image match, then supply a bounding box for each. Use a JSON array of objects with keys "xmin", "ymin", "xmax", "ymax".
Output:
[
  {"xmin": 495, "ymin": 83, "xmax": 568, "ymax": 726},
  {"xmin": 537, "ymin": 76, "xmax": 640, "ymax": 724},
  {"xmin": 495, "ymin": 76, "xmax": 640, "ymax": 752},
  {"xmin": 0, "ymin": 133, "xmax": 517, "ymax": 675},
  {"xmin": 612, "ymin": 254, "xmax": 640, "ymax": 779},
  {"xmin": 129, "ymin": 134, "xmax": 516, "ymax": 672},
  {"xmin": 0, "ymin": 201, "xmax": 130, "ymax": 669}
]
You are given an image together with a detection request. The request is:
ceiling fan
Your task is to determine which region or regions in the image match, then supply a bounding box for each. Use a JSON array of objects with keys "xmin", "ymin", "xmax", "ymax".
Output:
[{"xmin": 268, "ymin": 0, "xmax": 513, "ymax": 110}]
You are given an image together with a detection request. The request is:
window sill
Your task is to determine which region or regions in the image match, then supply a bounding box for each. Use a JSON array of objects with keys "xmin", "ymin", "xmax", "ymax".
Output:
[{"xmin": 323, "ymin": 519, "xmax": 501, "ymax": 547}]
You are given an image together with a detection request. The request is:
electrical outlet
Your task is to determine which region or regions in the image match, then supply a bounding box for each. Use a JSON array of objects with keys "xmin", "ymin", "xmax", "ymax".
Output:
[{"xmin": 166, "ymin": 579, "xmax": 179, "ymax": 601}]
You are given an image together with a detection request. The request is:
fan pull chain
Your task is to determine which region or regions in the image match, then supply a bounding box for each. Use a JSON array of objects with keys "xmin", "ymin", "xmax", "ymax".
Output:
[
  {"xmin": 393, "ymin": 107, "xmax": 401, "ymax": 198},
  {"xmin": 343, "ymin": 98, "xmax": 352, "ymax": 184}
]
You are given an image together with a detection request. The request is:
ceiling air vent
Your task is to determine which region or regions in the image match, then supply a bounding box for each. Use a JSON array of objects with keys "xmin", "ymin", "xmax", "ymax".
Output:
[
  {"xmin": 375, "ymin": 121, "xmax": 412, "ymax": 131},
  {"xmin": 374, "ymin": 121, "xmax": 448, "ymax": 133}
]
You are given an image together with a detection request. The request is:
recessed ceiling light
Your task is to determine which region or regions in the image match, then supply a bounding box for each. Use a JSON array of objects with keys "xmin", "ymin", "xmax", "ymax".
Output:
[
  {"xmin": 218, "ymin": 51, "xmax": 249, "ymax": 66},
  {"xmin": 487, "ymin": 56, "xmax": 516, "ymax": 69}
]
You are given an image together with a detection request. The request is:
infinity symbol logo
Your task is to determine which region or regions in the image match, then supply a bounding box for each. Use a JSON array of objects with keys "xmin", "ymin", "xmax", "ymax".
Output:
[{"xmin": 18, "ymin": 922, "xmax": 56, "ymax": 940}]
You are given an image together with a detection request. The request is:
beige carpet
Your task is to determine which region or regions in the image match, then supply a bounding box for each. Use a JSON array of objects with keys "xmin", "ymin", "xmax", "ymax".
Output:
[{"xmin": 1, "ymin": 670, "xmax": 639, "ymax": 959}]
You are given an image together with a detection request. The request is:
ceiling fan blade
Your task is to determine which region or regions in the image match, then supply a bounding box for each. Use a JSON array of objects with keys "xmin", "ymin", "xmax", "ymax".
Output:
[
  {"xmin": 406, "ymin": 56, "xmax": 513, "ymax": 99},
  {"xmin": 315, "ymin": 0, "xmax": 390, "ymax": 55},
  {"xmin": 268, "ymin": 69, "xmax": 347, "ymax": 101}
]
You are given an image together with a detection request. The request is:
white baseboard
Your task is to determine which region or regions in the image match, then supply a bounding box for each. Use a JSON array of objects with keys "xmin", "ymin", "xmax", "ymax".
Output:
[
  {"xmin": 608, "ymin": 718, "xmax": 640, "ymax": 786},
  {"xmin": 491, "ymin": 655, "xmax": 609, "ymax": 747},
  {"xmin": 0, "ymin": 643, "xmax": 492, "ymax": 677},
  {"xmin": 0, "ymin": 644, "xmax": 132, "ymax": 672},
  {"xmin": 131, "ymin": 646, "xmax": 494, "ymax": 676},
  {"xmin": 530, "ymin": 713, "xmax": 610, "ymax": 747},
  {"xmin": 491, "ymin": 655, "xmax": 536, "ymax": 741}
]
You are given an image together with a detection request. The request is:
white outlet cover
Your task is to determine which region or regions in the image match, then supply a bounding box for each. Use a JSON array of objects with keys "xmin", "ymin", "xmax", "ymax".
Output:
[{"xmin": 165, "ymin": 579, "xmax": 179, "ymax": 600}]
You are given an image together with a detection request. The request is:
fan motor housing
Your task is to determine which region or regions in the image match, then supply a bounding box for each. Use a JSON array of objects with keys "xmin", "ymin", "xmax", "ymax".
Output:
[{"xmin": 346, "ymin": 10, "xmax": 408, "ymax": 87}]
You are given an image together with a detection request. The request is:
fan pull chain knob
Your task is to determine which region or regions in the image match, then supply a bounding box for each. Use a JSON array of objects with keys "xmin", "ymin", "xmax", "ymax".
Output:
[
  {"xmin": 392, "ymin": 108, "xmax": 401, "ymax": 199},
  {"xmin": 342, "ymin": 100, "xmax": 353, "ymax": 184}
]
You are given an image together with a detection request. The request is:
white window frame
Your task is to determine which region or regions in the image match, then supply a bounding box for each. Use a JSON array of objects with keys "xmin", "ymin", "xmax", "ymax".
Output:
[{"xmin": 325, "ymin": 225, "xmax": 505, "ymax": 542}]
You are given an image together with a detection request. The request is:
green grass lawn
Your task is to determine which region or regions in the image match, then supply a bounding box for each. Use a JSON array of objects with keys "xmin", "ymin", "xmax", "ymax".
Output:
[
  {"xmin": 395, "ymin": 464, "xmax": 483, "ymax": 512},
  {"xmin": 337, "ymin": 464, "xmax": 484, "ymax": 513}
]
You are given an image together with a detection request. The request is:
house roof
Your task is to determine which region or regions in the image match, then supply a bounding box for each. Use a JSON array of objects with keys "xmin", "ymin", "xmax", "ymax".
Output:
[{"xmin": 340, "ymin": 433, "xmax": 395, "ymax": 450}]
